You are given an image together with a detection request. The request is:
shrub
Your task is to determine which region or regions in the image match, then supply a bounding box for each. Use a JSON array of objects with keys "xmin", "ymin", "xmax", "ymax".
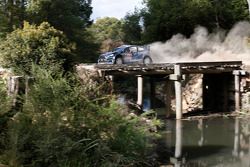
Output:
[
  {"xmin": 0, "ymin": 22, "xmax": 75, "ymax": 75},
  {"xmin": 1, "ymin": 66, "xmax": 157, "ymax": 167}
]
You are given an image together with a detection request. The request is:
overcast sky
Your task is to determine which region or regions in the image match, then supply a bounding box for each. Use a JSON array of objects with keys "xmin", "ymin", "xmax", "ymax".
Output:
[{"xmin": 91, "ymin": 0, "xmax": 144, "ymax": 20}]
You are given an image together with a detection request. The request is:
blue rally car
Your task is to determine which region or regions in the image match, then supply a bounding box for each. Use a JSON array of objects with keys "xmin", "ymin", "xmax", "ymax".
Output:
[{"xmin": 97, "ymin": 45, "xmax": 153, "ymax": 64}]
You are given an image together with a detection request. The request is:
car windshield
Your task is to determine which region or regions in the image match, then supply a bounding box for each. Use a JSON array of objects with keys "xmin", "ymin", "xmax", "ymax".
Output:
[{"xmin": 112, "ymin": 46, "xmax": 127, "ymax": 52}]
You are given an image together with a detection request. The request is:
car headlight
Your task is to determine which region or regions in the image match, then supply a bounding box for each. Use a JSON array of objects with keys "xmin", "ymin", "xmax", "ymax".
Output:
[{"xmin": 106, "ymin": 54, "xmax": 114, "ymax": 58}]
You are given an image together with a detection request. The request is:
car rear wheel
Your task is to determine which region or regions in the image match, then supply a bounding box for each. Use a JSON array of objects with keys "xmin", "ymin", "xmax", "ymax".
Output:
[
  {"xmin": 143, "ymin": 57, "xmax": 152, "ymax": 64},
  {"xmin": 115, "ymin": 57, "xmax": 123, "ymax": 64}
]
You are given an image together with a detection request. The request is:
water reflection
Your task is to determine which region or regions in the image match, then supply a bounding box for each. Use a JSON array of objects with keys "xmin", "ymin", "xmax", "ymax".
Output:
[
  {"xmin": 172, "ymin": 120, "xmax": 183, "ymax": 167},
  {"xmin": 159, "ymin": 117, "xmax": 250, "ymax": 167},
  {"xmin": 198, "ymin": 119, "xmax": 204, "ymax": 147},
  {"xmin": 233, "ymin": 118, "xmax": 240, "ymax": 157}
]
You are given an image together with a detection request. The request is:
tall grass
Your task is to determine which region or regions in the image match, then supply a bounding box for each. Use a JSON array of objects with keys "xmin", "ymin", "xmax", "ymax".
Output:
[{"xmin": 0, "ymin": 66, "xmax": 157, "ymax": 167}]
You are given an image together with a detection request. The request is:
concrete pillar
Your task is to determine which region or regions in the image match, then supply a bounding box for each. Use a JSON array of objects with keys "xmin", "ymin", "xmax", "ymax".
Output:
[
  {"xmin": 233, "ymin": 71, "xmax": 241, "ymax": 111},
  {"xmin": 137, "ymin": 75, "xmax": 143, "ymax": 107},
  {"xmin": 175, "ymin": 65, "xmax": 182, "ymax": 119}
]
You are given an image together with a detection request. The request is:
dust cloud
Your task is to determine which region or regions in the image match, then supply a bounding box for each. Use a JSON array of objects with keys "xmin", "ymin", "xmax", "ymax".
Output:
[{"xmin": 150, "ymin": 21, "xmax": 250, "ymax": 65}]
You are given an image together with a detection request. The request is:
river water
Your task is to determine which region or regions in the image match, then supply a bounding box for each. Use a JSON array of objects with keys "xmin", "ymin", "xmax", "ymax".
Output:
[{"xmin": 158, "ymin": 117, "xmax": 250, "ymax": 167}]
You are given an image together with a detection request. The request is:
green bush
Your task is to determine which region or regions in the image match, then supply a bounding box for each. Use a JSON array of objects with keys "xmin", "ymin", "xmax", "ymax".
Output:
[
  {"xmin": 0, "ymin": 66, "xmax": 157, "ymax": 167},
  {"xmin": 0, "ymin": 22, "xmax": 75, "ymax": 75}
]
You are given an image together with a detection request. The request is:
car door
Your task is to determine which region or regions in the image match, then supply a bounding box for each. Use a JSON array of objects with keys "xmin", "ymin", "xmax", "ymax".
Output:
[
  {"xmin": 122, "ymin": 47, "xmax": 133, "ymax": 63},
  {"xmin": 136, "ymin": 46, "xmax": 146, "ymax": 61},
  {"xmin": 129, "ymin": 46, "xmax": 139, "ymax": 63}
]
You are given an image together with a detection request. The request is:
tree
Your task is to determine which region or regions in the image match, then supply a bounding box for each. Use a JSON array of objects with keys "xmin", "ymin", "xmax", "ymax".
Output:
[
  {"xmin": 0, "ymin": 0, "xmax": 98, "ymax": 63},
  {"xmin": 26, "ymin": 0, "xmax": 98, "ymax": 63},
  {"xmin": 89, "ymin": 17, "xmax": 123, "ymax": 42},
  {"xmin": 0, "ymin": 0, "xmax": 27, "ymax": 37},
  {"xmin": 26, "ymin": 0, "xmax": 92, "ymax": 37},
  {"xmin": 141, "ymin": 0, "xmax": 249, "ymax": 42},
  {"xmin": 87, "ymin": 17, "xmax": 124, "ymax": 52},
  {"xmin": 208, "ymin": 0, "xmax": 249, "ymax": 29},
  {"xmin": 122, "ymin": 10, "xmax": 143, "ymax": 44},
  {"xmin": 0, "ymin": 22, "xmax": 75, "ymax": 75}
]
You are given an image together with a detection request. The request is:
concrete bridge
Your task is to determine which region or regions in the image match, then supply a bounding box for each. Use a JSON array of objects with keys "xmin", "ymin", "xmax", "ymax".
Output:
[{"xmin": 78, "ymin": 61, "xmax": 246, "ymax": 119}]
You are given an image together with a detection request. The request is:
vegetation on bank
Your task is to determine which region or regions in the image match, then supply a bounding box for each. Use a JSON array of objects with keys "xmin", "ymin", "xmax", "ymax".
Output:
[{"xmin": 0, "ymin": 66, "xmax": 160, "ymax": 167}]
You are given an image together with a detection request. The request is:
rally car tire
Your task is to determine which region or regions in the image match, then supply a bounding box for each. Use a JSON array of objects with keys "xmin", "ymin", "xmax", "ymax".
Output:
[
  {"xmin": 115, "ymin": 57, "xmax": 123, "ymax": 64},
  {"xmin": 143, "ymin": 57, "xmax": 152, "ymax": 64}
]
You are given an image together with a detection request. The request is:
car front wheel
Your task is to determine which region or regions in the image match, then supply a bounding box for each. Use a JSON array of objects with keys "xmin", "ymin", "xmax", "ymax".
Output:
[
  {"xmin": 143, "ymin": 57, "xmax": 152, "ymax": 64},
  {"xmin": 115, "ymin": 57, "xmax": 123, "ymax": 64}
]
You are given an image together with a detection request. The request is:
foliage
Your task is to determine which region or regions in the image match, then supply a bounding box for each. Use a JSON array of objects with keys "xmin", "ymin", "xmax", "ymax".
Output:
[
  {"xmin": 0, "ymin": 1, "xmax": 9, "ymax": 37},
  {"xmin": 87, "ymin": 17, "xmax": 124, "ymax": 52},
  {"xmin": 141, "ymin": 0, "xmax": 249, "ymax": 43},
  {"xmin": 88, "ymin": 17, "xmax": 123, "ymax": 42},
  {"xmin": 0, "ymin": 66, "xmax": 157, "ymax": 167},
  {"xmin": 122, "ymin": 10, "xmax": 143, "ymax": 45},
  {"xmin": 26, "ymin": 0, "xmax": 98, "ymax": 63},
  {"xmin": 26, "ymin": 0, "xmax": 92, "ymax": 37},
  {"xmin": 0, "ymin": 0, "xmax": 26, "ymax": 37},
  {"xmin": 0, "ymin": 0, "xmax": 98, "ymax": 64},
  {"xmin": 0, "ymin": 22, "xmax": 75, "ymax": 75}
]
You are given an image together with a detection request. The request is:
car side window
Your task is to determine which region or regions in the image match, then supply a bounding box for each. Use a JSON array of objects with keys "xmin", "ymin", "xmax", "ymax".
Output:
[
  {"xmin": 129, "ymin": 46, "xmax": 137, "ymax": 53},
  {"xmin": 138, "ymin": 47, "xmax": 145, "ymax": 52},
  {"xmin": 124, "ymin": 48, "xmax": 130, "ymax": 53}
]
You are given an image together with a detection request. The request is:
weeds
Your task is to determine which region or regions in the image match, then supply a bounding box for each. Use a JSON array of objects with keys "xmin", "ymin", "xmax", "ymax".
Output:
[{"xmin": 0, "ymin": 66, "xmax": 158, "ymax": 167}]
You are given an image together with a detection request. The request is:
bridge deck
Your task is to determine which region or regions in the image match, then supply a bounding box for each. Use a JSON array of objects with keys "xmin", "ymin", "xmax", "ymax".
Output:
[
  {"xmin": 77, "ymin": 61, "xmax": 244, "ymax": 119},
  {"xmin": 93, "ymin": 61, "xmax": 243, "ymax": 76}
]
